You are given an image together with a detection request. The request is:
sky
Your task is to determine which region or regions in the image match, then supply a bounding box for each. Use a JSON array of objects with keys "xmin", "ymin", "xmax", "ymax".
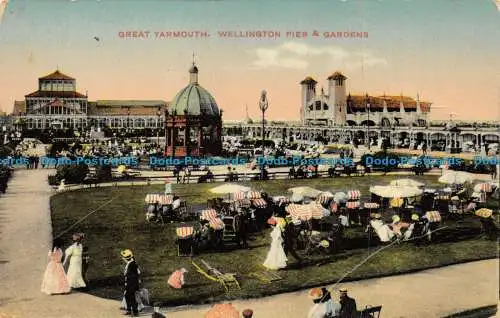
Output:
[{"xmin": 0, "ymin": 0, "xmax": 499, "ymax": 121}]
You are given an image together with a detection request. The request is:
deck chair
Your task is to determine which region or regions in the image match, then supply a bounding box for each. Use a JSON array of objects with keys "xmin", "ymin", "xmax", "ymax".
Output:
[
  {"xmin": 191, "ymin": 260, "xmax": 241, "ymax": 293},
  {"xmin": 359, "ymin": 305, "xmax": 382, "ymax": 318}
]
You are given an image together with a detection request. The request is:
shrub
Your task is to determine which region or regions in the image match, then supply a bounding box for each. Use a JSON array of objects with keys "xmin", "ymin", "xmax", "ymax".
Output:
[
  {"xmin": 95, "ymin": 165, "xmax": 112, "ymax": 182},
  {"xmin": 48, "ymin": 174, "xmax": 58, "ymax": 186},
  {"xmin": 55, "ymin": 164, "xmax": 89, "ymax": 184}
]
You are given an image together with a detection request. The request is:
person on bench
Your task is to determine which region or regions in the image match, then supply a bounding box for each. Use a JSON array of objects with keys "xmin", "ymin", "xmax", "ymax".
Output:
[{"xmin": 339, "ymin": 288, "xmax": 357, "ymax": 318}]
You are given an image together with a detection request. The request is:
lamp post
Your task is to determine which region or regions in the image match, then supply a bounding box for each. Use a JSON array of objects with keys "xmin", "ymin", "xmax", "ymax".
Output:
[
  {"xmin": 156, "ymin": 107, "xmax": 161, "ymax": 146},
  {"xmin": 259, "ymin": 90, "xmax": 269, "ymax": 180},
  {"xmin": 365, "ymin": 93, "xmax": 371, "ymax": 150}
]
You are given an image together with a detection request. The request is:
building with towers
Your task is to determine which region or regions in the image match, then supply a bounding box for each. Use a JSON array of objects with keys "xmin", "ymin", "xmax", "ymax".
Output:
[{"xmin": 300, "ymin": 71, "xmax": 432, "ymax": 127}]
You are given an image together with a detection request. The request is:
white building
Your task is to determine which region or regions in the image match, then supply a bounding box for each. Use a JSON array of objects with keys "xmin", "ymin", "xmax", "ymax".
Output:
[{"xmin": 300, "ymin": 71, "xmax": 432, "ymax": 127}]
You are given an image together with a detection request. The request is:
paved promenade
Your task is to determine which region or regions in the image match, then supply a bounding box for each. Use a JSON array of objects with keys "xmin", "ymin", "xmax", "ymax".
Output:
[{"xmin": 0, "ymin": 169, "xmax": 497, "ymax": 317}]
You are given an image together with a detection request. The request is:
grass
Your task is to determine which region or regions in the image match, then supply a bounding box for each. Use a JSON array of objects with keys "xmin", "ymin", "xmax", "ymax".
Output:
[{"xmin": 49, "ymin": 175, "xmax": 499, "ymax": 306}]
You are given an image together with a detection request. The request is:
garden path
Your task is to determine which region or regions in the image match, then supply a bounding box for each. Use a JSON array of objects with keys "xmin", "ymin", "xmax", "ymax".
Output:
[{"xmin": 0, "ymin": 169, "xmax": 497, "ymax": 318}]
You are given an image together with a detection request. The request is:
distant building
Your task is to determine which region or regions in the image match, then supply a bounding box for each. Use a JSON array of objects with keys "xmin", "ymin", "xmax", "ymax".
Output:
[
  {"xmin": 300, "ymin": 71, "xmax": 432, "ymax": 127},
  {"xmin": 12, "ymin": 70, "xmax": 167, "ymax": 131}
]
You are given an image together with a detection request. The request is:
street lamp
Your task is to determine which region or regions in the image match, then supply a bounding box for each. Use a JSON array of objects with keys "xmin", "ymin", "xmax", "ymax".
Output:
[
  {"xmin": 156, "ymin": 107, "xmax": 161, "ymax": 146},
  {"xmin": 259, "ymin": 90, "xmax": 269, "ymax": 180},
  {"xmin": 365, "ymin": 93, "xmax": 371, "ymax": 150}
]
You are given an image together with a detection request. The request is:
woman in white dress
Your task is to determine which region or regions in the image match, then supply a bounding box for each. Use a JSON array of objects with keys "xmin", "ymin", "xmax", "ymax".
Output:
[
  {"xmin": 263, "ymin": 218, "xmax": 288, "ymax": 270},
  {"xmin": 63, "ymin": 234, "xmax": 86, "ymax": 289}
]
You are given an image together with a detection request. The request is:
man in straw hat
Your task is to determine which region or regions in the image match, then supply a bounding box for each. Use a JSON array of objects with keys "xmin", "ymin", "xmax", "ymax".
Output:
[
  {"xmin": 121, "ymin": 249, "xmax": 140, "ymax": 317},
  {"xmin": 339, "ymin": 287, "xmax": 357, "ymax": 318}
]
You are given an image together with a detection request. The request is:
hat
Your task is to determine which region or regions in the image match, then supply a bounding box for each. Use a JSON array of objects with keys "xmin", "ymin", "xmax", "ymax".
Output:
[
  {"xmin": 121, "ymin": 249, "xmax": 133, "ymax": 259},
  {"xmin": 308, "ymin": 288, "xmax": 323, "ymax": 300},
  {"xmin": 374, "ymin": 213, "xmax": 382, "ymax": 219},
  {"xmin": 320, "ymin": 240, "xmax": 330, "ymax": 248},
  {"xmin": 339, "ymin": 288, "xmax": 348, "ymax": 293},
  {"xmin": 242, "ymin": 309, "xmax": 253, "ymax": 317},
  {"xmin": 411, "ymin": 214, "xmax": 419, "ymax": 221},
  {"xmin": 278, "ymin": 218, "xmax": 287, "ymax": 228},
  {"xmin": 392, "ymin": 215, "xmax": 401, "ymax": 223}
]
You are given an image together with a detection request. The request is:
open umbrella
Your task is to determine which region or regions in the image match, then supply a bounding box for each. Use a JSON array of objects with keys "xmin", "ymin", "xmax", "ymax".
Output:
[
  {"xmin": 210, "ymin": 184, "xmax": 251, "ymax": 195},
  {"xmin": 333, "ymin": 192, "xmax": 348, "ymax": 203},
  {"xmin": 475, "ymin": 208, "xmax": 493, "ymax": 218},
  {"xmin": 205, "ymin": 303, "xmax": 239, "ymax": 318},
  {"xmin": 390, "ymin": 179, "xmax": 424, "ymax": 187},
  {"xmin": 438, "ymin": 171, "xmax": 476, "ymax": 184},
  {"xmin": 370, "ymin": 185, "xmax": 423, "ymax": 198},
  {"xmin": 288, "ymin": 186, "xmax": 322, "ymax": 198}
]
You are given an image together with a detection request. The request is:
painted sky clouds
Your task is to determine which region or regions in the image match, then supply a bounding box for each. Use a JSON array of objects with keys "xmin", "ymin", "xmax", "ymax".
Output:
[{"xmin": 0, "ymin": 0, "xmax": 498, "ymax": 120}]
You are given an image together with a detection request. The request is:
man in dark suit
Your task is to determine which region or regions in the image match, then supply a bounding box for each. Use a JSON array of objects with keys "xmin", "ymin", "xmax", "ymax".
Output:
[
  {"xmin": 339, "ymin": 288, "xmax": 357, "ymax": 318},
  {"xmin": 121, "ymin": 249, "xmax": 140, "ymax": 317},
  {"xmin": 283, "ymin": 219, "xmax": 303, "ymax": 263}
]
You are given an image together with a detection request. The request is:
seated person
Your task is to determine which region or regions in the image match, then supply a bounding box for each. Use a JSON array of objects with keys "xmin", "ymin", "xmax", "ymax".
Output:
[
  {"xmin": 307, "ymin": 288, "xmax": 340, "ymax": 318},
  {"xmin": 206, "ymin": 169, "xmax": 213, "ymax": 181},
  {"xmin": 196, "ymin": 220, "xmax": 211, "ymax": 249},
  {"xmin": 172, "ymin": 196, "xmax": 181, "ymax": 210}
]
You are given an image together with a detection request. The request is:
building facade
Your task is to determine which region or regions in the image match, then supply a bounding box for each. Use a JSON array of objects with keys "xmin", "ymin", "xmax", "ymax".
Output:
[
  {"xmin": 13, "ymin": 70, "xmax": 167, "ymax": 131},
  {"xmin": 300, "ymin": 72, "xmax": 432, "ymax": 127}
]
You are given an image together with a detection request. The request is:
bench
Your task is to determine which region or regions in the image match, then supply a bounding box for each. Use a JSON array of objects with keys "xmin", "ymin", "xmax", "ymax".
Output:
[{"xmin": 359, "ymin": 305, "xmax": 382, "ymax": 318}]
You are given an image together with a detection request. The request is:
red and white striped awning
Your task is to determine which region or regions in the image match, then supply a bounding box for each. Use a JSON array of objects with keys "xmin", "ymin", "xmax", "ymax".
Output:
[
  {"xmin": 348, "ymin": 190, "xmax": 361, "ymax": 200},
  {"xmin": 329, "ymin": 202, "xmax": 338, "ymax": 213},
  {"xmin": 316, "ymin": 192, "xmax": 333, "ymax": 204},
  {"xmin": 346, "ymin": 201, "xmax": 360, "ymax": 209},
  {"xmin": 252, "ymin": 198, "xmax": 267, "ymax": 208},
  {"xmin": 364, "ymin": 202, "xmax": 379, "ymax": 209},
  {"xmin": 200, "ymin": 209, "xmax": 217, "ymax": 221},
  {"xmin": 274, "ymin": 196, "xmax": 290, "ymax": 205},
  {"xmin": 285, "ymin": 203, "xmax": 324, "ymax": 220},
  {"xmin": 145, "ymin": 194, "xmax": 173, "ymax": 205},
  {"xmin": 234, "ymin": 191, "xmax": 246, "ymax": 201},
  {"xmin": 247, "ymin": 191, "xmax": 261, "ymax": 199},
  {"xmin": 475, "ymin": 183, "xmax": 492, "ymax": 193},
  {"xmin": 176, "ymin": 226, "xmax": 194, "ymax": 238},
  {"xmin": 424, "ymin": 211, "xmax": 441, "ymax": 223},
  {"xmin": 209, "ymin": 218, "xmax": 224, "ymax": 230}
]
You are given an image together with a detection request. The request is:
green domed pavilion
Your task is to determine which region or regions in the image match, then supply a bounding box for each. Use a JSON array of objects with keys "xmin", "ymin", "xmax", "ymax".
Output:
[{"xmin": 165, "ymin": 63, "xmax": 222, "ymax": 156}]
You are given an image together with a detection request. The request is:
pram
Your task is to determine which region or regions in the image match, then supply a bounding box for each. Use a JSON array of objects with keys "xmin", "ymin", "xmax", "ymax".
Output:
[{"xmin": 176, "ymin": 226, "xmax": 195, "ymax": 256}]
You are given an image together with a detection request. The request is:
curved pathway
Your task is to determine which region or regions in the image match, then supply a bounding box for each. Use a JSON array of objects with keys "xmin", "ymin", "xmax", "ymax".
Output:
[{"xmin": 0, "ymin": 169, "xmax": 497, "ymax": 318}]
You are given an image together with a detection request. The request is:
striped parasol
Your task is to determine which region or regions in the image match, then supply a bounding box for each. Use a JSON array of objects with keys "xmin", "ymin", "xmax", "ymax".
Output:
[
  {"xmin": 285, "ymin": 203, "xmax": 324, "ymax": 220},
  {"xmin": 247, "ymin": 191, "xmax": 261, "ymax": 199},
  {"xmin": 347, "ymin": 190, "xmax": 361, "ymax": 200},
  {"xmin": 209, "ymin": 218, "xmax": 225, "ymax": 230},
  {"xmin": 424, "ymin": 211, "xmax": 442, "ymax": 223},
  {"xmin": 176, "ymin": 226, "xmax": 194, "ymax": 238},
  {"xmin": 252, "ymin": 198, "xmax": 267, "ymax": 208},
  {"xmin": 200, "ymin": 209, "xmax": 217, "ymax": 221},
  {"xmin": 145, "ymin": 194, "xmax": 173, "ymax": 205},
  {"xmin": 364, "ymin": 202, "xmax": 379, "ymax": 209},
  {"xmin": 346, "ymin": 201, "xmax": 360, "ymax": 209},
  {"xmin": 316, "ymin": 192, "xmax": 334, "ymax": 204},
  {"xmin": 474, "ymin": 183, "xmax": 492, "ymax": 193}
]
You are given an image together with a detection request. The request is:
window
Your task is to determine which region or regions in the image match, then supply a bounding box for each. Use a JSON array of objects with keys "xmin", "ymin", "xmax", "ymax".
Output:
[
  {"xmin": 315, "ymin": 101, "xmax": 321, "ymax": 110},
  {"xmin": 323, "ymin": 103, "xmax": 329, "ymax": 110}
]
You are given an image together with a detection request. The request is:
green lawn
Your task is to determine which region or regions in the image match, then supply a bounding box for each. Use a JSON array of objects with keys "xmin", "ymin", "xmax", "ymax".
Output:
[{"xmin": 50, "ymin": 175, "xmax": 498, "ymax": 306}]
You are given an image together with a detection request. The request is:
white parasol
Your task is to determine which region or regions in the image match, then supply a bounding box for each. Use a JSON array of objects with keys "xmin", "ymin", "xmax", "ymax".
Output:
[
  {"xmin": 333, "ymin": 192, "xmax": 348, "ymax": 203},
  {"xmin": 438, "ymin": 171, "xmax": 476, "ymax": 184},
  {"xmin": 390, "ymin": 179, "xmax": 424, "ymax": 187},
  {"xmin": 370, "ymin": 185, "xmax": 423, "ymax": 198},
  {"xmin": 288, "ymin": 186, "xmax": 322, "ymax": 198},
  {"xmin": 210, "ymin": 184, "xmax": 251, "ymax": 194}
]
